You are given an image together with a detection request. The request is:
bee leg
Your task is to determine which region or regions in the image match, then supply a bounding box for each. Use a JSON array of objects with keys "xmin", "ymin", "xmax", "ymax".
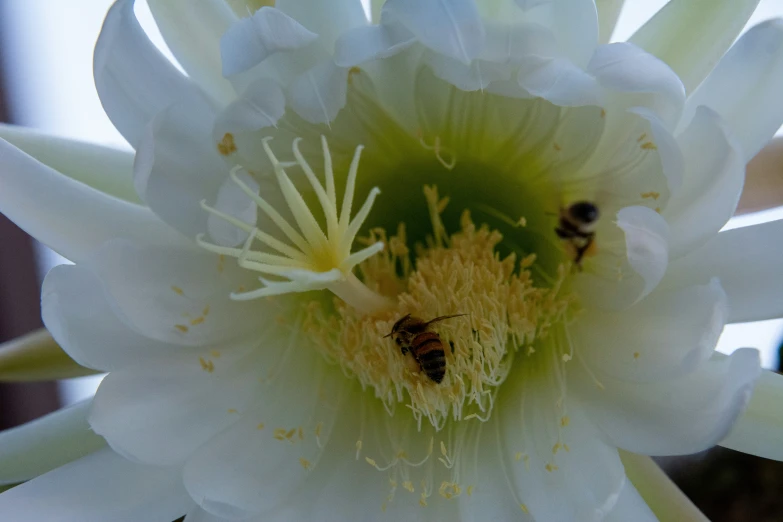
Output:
[{"xmin": 400, "ymin": 345, "xmax": 409, "ymax": 356}]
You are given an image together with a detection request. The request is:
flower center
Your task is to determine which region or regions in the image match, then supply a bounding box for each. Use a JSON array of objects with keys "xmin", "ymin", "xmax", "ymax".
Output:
[{"xmin": 305, "ymin": 185, "xmax": 573, "ymax": 429}]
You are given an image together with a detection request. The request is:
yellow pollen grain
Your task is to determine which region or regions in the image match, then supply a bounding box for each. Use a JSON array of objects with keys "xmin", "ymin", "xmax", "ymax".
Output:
[
  {"xmin": 600, "ymin": 108, "xmax": 606, "ymax": 118},
  {"xmin": 217, "ymin": 133, "xmax": 237, "ymax": 156},
  {"xmin": 515, "ymin": 452, "xmax": 523, "ymax": 461},
  {"xmin": 467, "ymin": 485, "xmax": 474, "ymax": 496},
  {"xmin": 256, "ymin": 423, "xmax": 265, "ymax": 430},
  {"xmin": 203, "ymin": 305, "xmax": 211, "ymax": 316},
  {"xmin": 299, "ymin": 457, "xmax": 311, "ymax": 470},
  {"xmin": 641, "ymin": 141, "xmax": 658, "ymax": 150},
  {"xmin": 211, "ymin": 350, "xmax": 221, "ymax": 358},
  {"xmin": 561, "ymin": 416, "xmax": 570, "ymax": 427},
  {"xmin": 199, "ymin": 357, "xmax": 214, "ymax": 373},
  {"xmin": 227, "ymin": 408, "xmax": 238, "ymax": 414},
  {"xmin": 314, "ymin": 422, "xmax": 323, "ymax": 438},
  {"xmin": 274, "ymin": 428, "xmax": 287, "ymax": 441},
  {"xmin": 641, "ymin": 191, "xmax": 661, "ymax": 200},
  {"xmin": 552, "ymin": 443, "xmax": 561, "ymax": 454},
  {"xmin": 190, "ymin": 316, "xmax": 205, "ymax": 326},
  {"xmin": 634, "ymin": 351, "xmax": 640, "ymax": 360},
  {"xmin": 563, "ymin": 444, "xmax": 571, "ymax": 452},
  {"xmin": 175, "ymin": 324, "xmax": 189, "ymax": 333},
  {"xmin": 520, "ymin": 503, "xmax": 529, "ymax": 514},
  {"xmin": 285, "ymin": 428, "xmax": 296, "ymax": 440},
  {"xmin": 637, "ymin": 133, "xmax": 647, "ymax": 143},
  {"xmin": 298, "ymin": 426, "xmax": 304, "ymax": 440},
  {"xmin": 419, "ymin": 494, "xmax": 428, "ymax": 507},
  {"xmin": 553, "ymin": 142, "xmax": 562, "ymax": 151},
  {"xmin": 545, "ymin": 463, "xmax": 559, "ymax": 472},
  {"xmin": 171, "ymin": 285, "xmax": 184, "ymax": 295},
  {"xmin": 403, "ymin": 481, "xmax": 415, "ymax": 493}
]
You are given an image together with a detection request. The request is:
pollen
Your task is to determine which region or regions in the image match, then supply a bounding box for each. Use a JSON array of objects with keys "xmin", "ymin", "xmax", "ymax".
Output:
[
  {"xmin": 304, "ymin": 186, "xmax": 573, "ymax": 429},
  {"xmin": 199, "ymin": 357, "xmax": 214, "ymax": 373},
  {"xmin": 217, "ymin": 133, "xmax": 237, "ymax": 156}
]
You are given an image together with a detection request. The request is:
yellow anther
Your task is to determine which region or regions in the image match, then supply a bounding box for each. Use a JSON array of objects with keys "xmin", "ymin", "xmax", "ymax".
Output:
[
  {"xmin": 562, "ymin": 353, "xmax": 572, "ymax": 362},
  {"xmin": 552, "ymin": 443, "xmax": 561, "ymax": 454},
  {"xmin": 467, "ymin": 485, "xmax": 474, "ymax": 496},
  {"xmin": 403, "ymin": 481, "xmax": 415, "ymax": 493},
  {"xmin": 190, "ymin": 316, "xmax": 205, "ymax": 326},
  {"xmin": 171, "ymin": 285, "xmax": 184, "ymax": 295},
  {"xmin": 365, "ymin": 457, "xmax": 377, "ymax": 467},
  {"xmin": 199, "ymin": 357, "xmax": 214, "ymax": 373},
  {"xmin": 560, "ymin": 416, "xmax": 570, "ymax": 427},
  {"xmin": 515, "ymin": 452, "xmax": 523, "ymax": 461},
  {"xmin": 175, "ymin": 324, "xmax": 189, "ymax": 333},
  {"xmin": 641, "ymin": 141, "xmax": 657, "ymax": 150},
  {"xmin": 520, "ymin": 503, "xmax": 529, "ymax": 513},
  {"xmin": 274, "ymin": 428, "xmax": 287, "ymax": 441},
  {"xmin": 545, "ymin": 463, "xmax": 559, "ymax": 472}
]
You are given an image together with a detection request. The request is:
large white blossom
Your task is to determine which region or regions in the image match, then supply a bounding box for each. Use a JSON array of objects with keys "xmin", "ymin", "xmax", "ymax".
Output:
[{"xmin": 1, "ymin": 0, "xmax": 783, "ymax": 521}]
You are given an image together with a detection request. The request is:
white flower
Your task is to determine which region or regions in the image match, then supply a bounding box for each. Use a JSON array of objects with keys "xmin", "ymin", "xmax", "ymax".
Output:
[{"xmin": 1, "ymin": 0, "xmax": 783, "ymax": 521}]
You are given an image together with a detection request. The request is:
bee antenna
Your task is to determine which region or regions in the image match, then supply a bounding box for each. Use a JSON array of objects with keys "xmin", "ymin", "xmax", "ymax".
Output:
[{"xmin": 425, "ymin": 313, "xmax": 468, "ymax": 326}]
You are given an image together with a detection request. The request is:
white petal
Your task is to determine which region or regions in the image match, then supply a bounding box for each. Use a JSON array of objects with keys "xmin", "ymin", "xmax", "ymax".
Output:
[
  {"xmin": 42, "ymin": 263, "xmax": 189, "ymax": 372},
  {"xmin": 214, "ymin": 78, "xmax": 286, "ymax": 136},
  {"xmin": 0, "ymin": 138, "xmax": 185, "ymax": 263},
  {"xmin": 207, "ymin": 171, "xmax": 259, "ymax": 247},
  {"xmin": 148, "ymin": 0, "xmax": 238, "ymax": 103},
  {"xmin": 275, "ymin": 0, "xmax": 367, "ymax": 47},
  {"xmin": 495, "ymin": 376, "xmax": 626, "ymax": 521},
  {"xmin": 630, "ymin": 0, "xmax": 761, "ymax": 94},
  {"xmin": 616, "ymin": 206, "xmax": 669, "ymax": 300},
  {"xmin": 382, "ymin": 0, "xmax": 485, "ymax": 64},
  {"xmin": 665, "ymin": 220, "xmax": 783, "ymax": 323},
  {"xmin": 90, "ymin": 345, "xmax": 262, "ymax": 467},
  {"xmin": 681, "ymin": 20, "xmax": 783, "ymax": 162},
  {"xmin": 426, "ymin": 52, "xmax": 511, "ymax": 91},
  {"xmin": 665, "ymin": 107, "xmax": 744, "ymax": 258},
  {"xmin": 579, "ymin": 348, "xmax": 761, "ymax": 456},
  {"xmin": 0, "ymin": 448, "xmax": 190, "ymax": 522},
  {"xmin": 80, "ymin": 240, "xmax": 261, "ymax": 347},
  {"xmin": 721, "ymin": 368, "xmax": 783, "ymax": 461},
  {"xmin": 183, "ymin": 359, "xmax": 346, "ymax": 518},
  {"xmin": 134, "ymin": 95, "xmax": 226, "ymax": 241},
  {"xmin": 574, "ymin": 278, "xmax": 728, "ymax": 383},
  {"xmin": 516, "ymin": 56, "xmax": 604, "ymax": 106},
  {"xmin": 0, "ymin": 400, "xmax": 105, "ymax": 486},
  {"xmin": 588, "ymin": 43, "xmax": 686, "ymax": 128},
  {"xmin": 334, "ymin": 22, "xmax": 416, "ymax": 67},
  {"xmin": 286, "ymin": 61, "xmax": 350, "ymax": 124},
  {"xmin": 603, "ymin": 481, "xmax": 658, "ymax": 522},
  {"xmin": 220, "ymin": 7, "xmax": 319, "ymax": 77},
  {"xmin": 596, "ymin": 0, "xmax": 625, "ymax": 44},
  {"xmin": 0, "ymin": 124, "xmax": 140, "ymax": 204},
  {"xmin": 628, "ymin": 107, "xmax": 684, "ymax": 193},
  {"xmin": 94, "ymin": 0, "xmax": 211, "ymax": 149}
]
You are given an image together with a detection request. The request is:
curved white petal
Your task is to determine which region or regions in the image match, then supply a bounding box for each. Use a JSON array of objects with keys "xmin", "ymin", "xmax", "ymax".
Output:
[
  {"xmin": 0, "ymin": 448, "xmax": 191, "ymax": 522},
  {"xmin": 78, "ymin": 240, "xmax": 261, "ymax": 347},
  {"xmin": 616, "ymin": 206, "xmax": 669, "ymax": 300},
  {"xmin": 183, "ymin": 358, "xmax": 346, "ymax": 518},
  {"xmin": 0, "ymin": 139, "xmax": 184, "ymax": 263},
  {"xmin": 0, "ymin": 400, "xmax": 105, "ymax": 486},
  {"xmin": 495, "ymin": 375, "xmax": 626, "ymax": 522},
  {"xmin": 42, "ymin": 264, "xmax": 189, "ymax": 372},
  {"xmin": 575, "ymin": 278, "xmax": 727, "ymax": 383},
  {"xmin": 0, "ymin": 124, "xmax": 140, "ymax": 204},
  {"xmin": 94, "ymin": 0, "xmax": 212, "ymax": 149},
  {"xmin": 604, "ymin": 481, "xmax": 657, "ymax": 522},
  {"xmin": 286, "ymin": 61, "xmax": 350, "ymax": 124},
  {"xmin": 516, "ymin": 56, "xmax": 603, "ymax": 106},
  {"xmin": 206, "ymin": 170, "xmax": 259, "ymax": 247},
  {"xmin": 588, "ymin": 43, "xmax": 685, "ymax": 128},
  {"xmin": 596, "ymin": 0, "xmax": 625, "ymax": 44},
  {"xmin": 90, "ymin": 345, "xmax": 262, "ymax": 467},
  {"xmin": 682, "ymin": 19, "xmax": 783, "ymax": 162},
  {"xmin": 665, "ymin": 107, "xmax": 744, "ymax": 258},
  {"xmin": 214, "ymin": 78, "xmax": 286, "ymax": 136},
  {"xmin": 580, "ymin": 348, "xmax": 761, "ymax": 456},
  {"xmin": 665, "ymin": 219, "xmax": 783, "ymax": 323},
  {"xmin": 148, "ymin": 0, "xmax": 237, "ymax": 103},
  {"xmin": 721, "ymin": 368, "xmax": 783, "ymax": 461},
  {"xmin": 134, "ymin": 95, "xmax": 226, "ymax": 240},
  {"xmin": 276, "ymin": 0, "xmax": 367, "ymax": 48},
  {"xmin": 334, "ymin": 22, "xmax": 416, "ymax": 67},
  {"xmin": 220, "ymin": 7, "xmax": 318, "ymax": 77},
  {"xmin": 382, "ymin": 0, "xmax": 485, "ymax": 64},
  {"xmin": 630, "ymin": 0, "xmax": 760, "ymax": 94}
]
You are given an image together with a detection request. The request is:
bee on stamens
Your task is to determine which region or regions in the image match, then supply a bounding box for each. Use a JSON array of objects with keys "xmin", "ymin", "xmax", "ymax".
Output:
[
  {"xmin": 555, "ymin": 201, "xmax": 600, "ymax": 269},
  {"xmin": 384, "ymin": 314, "xmax": 466, "ymax": 384}
]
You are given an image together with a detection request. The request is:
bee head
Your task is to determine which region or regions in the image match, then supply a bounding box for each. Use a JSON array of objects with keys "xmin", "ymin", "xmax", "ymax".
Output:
[{"xmin": 567, "ymin": 201, "xmax": 599, "ymax": 224}]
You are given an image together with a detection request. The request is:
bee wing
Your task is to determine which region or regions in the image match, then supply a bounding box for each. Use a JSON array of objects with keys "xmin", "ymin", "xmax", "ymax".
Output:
[{"xmin": 424, "ymin": 313, "xmax": 468, "ymax": 327}]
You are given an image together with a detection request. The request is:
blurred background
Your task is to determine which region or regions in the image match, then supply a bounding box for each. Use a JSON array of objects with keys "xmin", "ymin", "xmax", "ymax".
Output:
[{"xmin": 0, "ymin": 1, "xmax": 782, "ymax": 519}]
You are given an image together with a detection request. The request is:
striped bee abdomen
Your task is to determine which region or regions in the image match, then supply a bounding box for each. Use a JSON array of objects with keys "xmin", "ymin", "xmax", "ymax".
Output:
[{"xmin": 411, "ymin": 332, "xmax": 447, "ymax": 383}]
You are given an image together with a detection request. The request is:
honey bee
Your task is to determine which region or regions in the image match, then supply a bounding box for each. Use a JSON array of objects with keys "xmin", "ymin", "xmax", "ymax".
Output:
[
  {"xmin": 384, "ymin": 314, "xmax": 465, "ymax": 384},
  {"xmin": 555, "ymin": 201, "xmax": 600, "ymax": 269}
]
